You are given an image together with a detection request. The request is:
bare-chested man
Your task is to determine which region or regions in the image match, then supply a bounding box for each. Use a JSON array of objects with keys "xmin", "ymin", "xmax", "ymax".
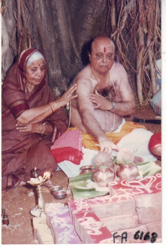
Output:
[{"xmin": 71, "ymin": 36, "xmax": 135, "ymax": 153}]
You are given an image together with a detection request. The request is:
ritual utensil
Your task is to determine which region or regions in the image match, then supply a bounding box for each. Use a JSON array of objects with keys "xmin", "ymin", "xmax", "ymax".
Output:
[
  {"xmin": 93, "ymin": 165, "xmax": 115, "ymax": 187},
  {"xmin": 29, "ymin": 167, "xmax": 45, "ymax": 216},
  {"xmin": 133, "ymin": 117, "xmax": 161, "ymax": 124},
  {"xmin": 116, "ymin": 163, "xmax": 138, "ymax": 181},
  {"xmin": 50, "ymin": 185, "xmax": 63, "ymax": 194},
  {"xmin": 2, "ymin": 208, "xmax": 9, "ymax": 226},
  {"xmin": 50, "ymin": 185, "xmax": 67, "ymax": 199},
  {"xmin": 80, "ymin": 165, "xmax": 93, "ymax": 175},
  {"xmin": 52, "ymin": 190, "xmax": 67, "ymax": 199}
]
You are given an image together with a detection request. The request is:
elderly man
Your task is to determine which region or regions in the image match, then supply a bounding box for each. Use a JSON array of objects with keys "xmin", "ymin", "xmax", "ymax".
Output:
[{"xmin": 70, "ymin": 36, "xmax": 135, "ymax": 153}]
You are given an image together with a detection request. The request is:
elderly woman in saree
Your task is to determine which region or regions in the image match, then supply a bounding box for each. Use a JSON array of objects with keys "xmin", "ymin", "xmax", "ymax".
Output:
[{"xmin": 2, "ymin": 48, "xmax": 77, "ymax": 190}]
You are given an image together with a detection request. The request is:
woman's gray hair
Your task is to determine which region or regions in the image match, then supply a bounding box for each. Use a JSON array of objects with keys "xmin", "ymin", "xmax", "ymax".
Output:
[{"xmin": 26, "ymin": 51, "xmax": 46, "ymax": 67}]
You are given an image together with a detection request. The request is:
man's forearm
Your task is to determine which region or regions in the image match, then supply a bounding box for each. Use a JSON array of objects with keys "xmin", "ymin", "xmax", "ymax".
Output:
[
  {"xmin": 81, "ymin": 112, "xmax": 108, "ymax": 142},
  {"xmin": 110, "ymin": 100, "xmax": 135, "ymax": 116}
]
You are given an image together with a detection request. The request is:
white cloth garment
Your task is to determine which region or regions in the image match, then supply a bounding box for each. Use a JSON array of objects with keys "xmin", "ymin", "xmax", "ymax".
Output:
[{"xmin": 117, "ymin": 128, "xmax": 156, "ymax": 162}]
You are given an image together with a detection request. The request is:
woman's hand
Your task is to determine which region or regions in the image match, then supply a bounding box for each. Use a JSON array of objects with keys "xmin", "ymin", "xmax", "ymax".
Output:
[
  {"xmin": 89, "ymin": 89, "xmax": 112, "ymax": 110},
  {"xmin": 16, "ymin": 122, "xmax": 33, "ymax": 133},
  {"xmin": 58, "ymin": 83, "xmax": 77, "ymax": 107},
  {"xmin": 16, "ymin": 122, "xmax": 44, "ymax": 134}
]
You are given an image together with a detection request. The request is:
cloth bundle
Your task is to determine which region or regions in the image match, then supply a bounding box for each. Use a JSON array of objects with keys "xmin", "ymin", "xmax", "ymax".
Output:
[
  {"xmin": 148, "ymin": 132, "xmax": 161, "ymax": 160},
  {"xmin": 51, "ymin": 129, "xmax": 83, "ymax": 164},
  {"xmin": 150, "ymin": 89, "xmax": 161, "ymax": 115}
]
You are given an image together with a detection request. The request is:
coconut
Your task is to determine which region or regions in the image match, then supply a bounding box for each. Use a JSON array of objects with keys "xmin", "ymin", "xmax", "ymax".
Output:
[
  {"xmin": 94, "ymin": 151, "xmax": 113, "ymax": 167},
  {"xmin": 116, "ymin": 148, "xmax": 135, "ymax": 165}
]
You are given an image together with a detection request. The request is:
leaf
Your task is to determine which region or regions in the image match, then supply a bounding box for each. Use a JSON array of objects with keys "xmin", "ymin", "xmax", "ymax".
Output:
[{"xmin": 138, "ymin": 162, "xmax": 161, "ymax": 177}]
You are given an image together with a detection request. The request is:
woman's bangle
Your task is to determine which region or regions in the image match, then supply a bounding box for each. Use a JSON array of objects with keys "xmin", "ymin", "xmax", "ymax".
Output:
[
  {"xmin": 41, "ymin": 122, "xmax": 47, "ymax": 134},
  {"xmin": 48, "ymin": 103, "xmax": 54, "ymax": 114}
]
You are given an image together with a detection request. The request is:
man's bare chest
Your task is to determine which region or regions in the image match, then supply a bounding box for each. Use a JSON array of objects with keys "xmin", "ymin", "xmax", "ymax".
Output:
[{"xmin": 95, "ymin": 80, "xmax": 121, "ymax": 101}]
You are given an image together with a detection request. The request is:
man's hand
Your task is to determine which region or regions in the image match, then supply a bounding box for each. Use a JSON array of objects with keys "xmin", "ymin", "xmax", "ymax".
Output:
[
  {"xmin": 99, "ymin": 138, "xmax": 119, "ymax": 153},
  {"xmin": 89, "ymin": 89, "xmax": 113, "ymax": 110}
]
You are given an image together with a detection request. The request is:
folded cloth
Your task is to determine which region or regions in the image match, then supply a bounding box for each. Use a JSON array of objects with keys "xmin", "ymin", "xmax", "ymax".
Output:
[
  {"xmin": 51, "ymin": 129, "xmax": 83, "ymax": 164},
  {"xmin": 45, "ymin": 203, "xmax": 82, "ymax": 244},
  {"xmin": 117, "ymin": 128, "xmax": 157, "ymax": 163},
  {"xmin": 82, "ymin": 121, "xmax": 146, "ymax": 151}
]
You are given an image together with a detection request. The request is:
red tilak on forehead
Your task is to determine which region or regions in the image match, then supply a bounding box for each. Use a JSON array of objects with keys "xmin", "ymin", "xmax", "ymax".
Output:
[{"xmin": 104, "ymin": 47, "xmax": 106, "ymax": 52}]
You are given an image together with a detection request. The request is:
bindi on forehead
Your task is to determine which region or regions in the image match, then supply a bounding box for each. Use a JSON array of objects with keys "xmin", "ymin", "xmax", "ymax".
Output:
[
  {"xmin": 37, "ymin": 62, "xmax": 45, "ymax": 67},
  {"xmin": 104, "ymin": 47, "xmax": 106, "ymax": 53}
]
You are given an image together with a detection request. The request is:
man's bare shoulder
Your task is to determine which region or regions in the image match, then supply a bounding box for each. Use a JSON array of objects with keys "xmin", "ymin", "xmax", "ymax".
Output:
[
  {"xmin": 75, "ymin": 65, "xmax": 92, "ymax": 85},
  {"xmin": 76, "ymin": 65, "xmax": 91, "ymax": 78},
  {"xmin": 111, "ymin": 62, "xmax": 126, "ymax": 73},
  {"xmin": 110, "ymin": 62, "xmax": 127, "ymax": 82}
]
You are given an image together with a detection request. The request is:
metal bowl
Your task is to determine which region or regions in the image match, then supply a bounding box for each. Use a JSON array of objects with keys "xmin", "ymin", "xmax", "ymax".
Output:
[
  {"xmin": 52, "ymin": 190, "xmax": 67, "ymax": 199},
  {"xmin": 50, "ymin": 185, "xmax": 63, "ymax": 194},
  {"xmin": 80, "ymin": 165, "xmax": 93, "ymax": 174}
]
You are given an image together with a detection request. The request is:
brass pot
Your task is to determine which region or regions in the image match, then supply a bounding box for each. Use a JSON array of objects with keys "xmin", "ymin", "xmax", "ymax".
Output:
[
  {"xmin": 116, "ymin": 163, "xmax": 138, "ymax": 181},
  {"xmin": 93, "ymin": 166, "xmax": 115, "ymax": 187}
]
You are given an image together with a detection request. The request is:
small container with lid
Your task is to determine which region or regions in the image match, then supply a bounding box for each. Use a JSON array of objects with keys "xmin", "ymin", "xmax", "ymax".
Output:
[
  {"xmin": 80, "ymin": 165, "xmax": 93, "ymax": 175},
  {"xmin": 50, "ymin": 185, "xmax": 63, "ymax": 194},
  {"xmin": 52, "ymin": 190, "xmax": 67, "ymax": 199},
  {"xmin": 2, "ymin": 215, "xmax": 9, "ymax": 226}
]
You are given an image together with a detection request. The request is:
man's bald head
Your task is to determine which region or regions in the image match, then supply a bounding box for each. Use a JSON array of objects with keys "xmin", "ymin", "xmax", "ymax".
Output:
[
  {"xmin": 88, "ymin": 36, "xmax": 115, "ymax": 75},
  {"xmin": 89, "ymin": 36, "xmax": 115, "ymax": 55}
]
